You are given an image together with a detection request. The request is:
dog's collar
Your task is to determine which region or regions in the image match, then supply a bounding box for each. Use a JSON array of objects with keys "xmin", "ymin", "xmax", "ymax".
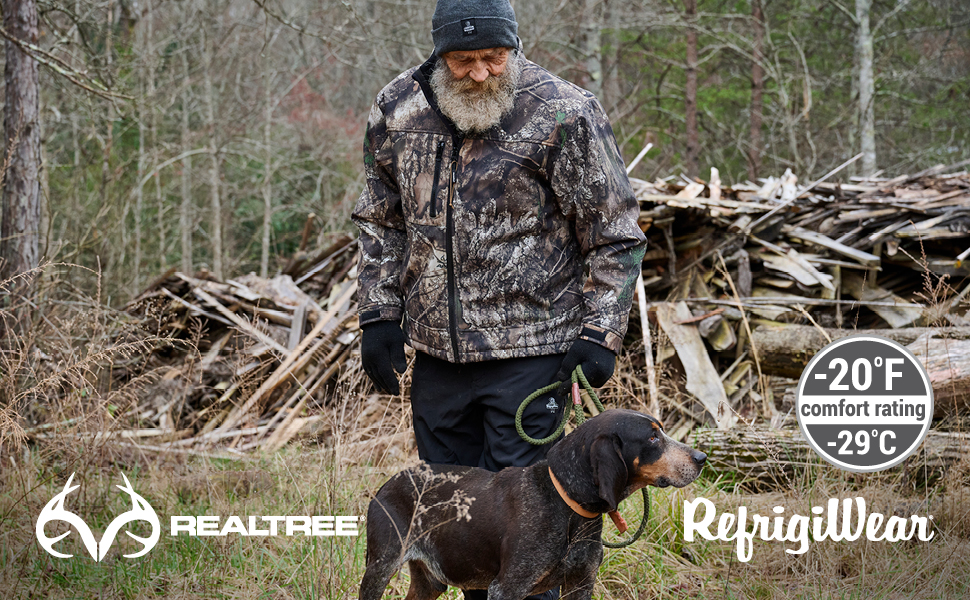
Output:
[
  {"xmin": 548, "ymin": 467, "xmax": 600, "ymax": 519},
  {"xmin": 548, "ymin": 467, "xmax": 630, "ymax": 532}
]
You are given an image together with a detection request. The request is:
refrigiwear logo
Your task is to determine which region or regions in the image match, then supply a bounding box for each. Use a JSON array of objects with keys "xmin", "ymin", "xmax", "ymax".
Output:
[{"xmin": 36, "ymin": 472, "xmax": 160, "ymax": 561}]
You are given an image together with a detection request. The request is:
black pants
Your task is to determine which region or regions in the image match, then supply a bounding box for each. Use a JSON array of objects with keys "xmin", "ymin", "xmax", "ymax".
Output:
[{"xmin": 410, "ymin": 351, "xmax": 565, "ymax": 600}]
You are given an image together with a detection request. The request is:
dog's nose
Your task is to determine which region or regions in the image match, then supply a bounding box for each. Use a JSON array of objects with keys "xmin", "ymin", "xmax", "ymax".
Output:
[{"xmin": 691, "ymin": 450, "xmax": 707, "ymax": 466}]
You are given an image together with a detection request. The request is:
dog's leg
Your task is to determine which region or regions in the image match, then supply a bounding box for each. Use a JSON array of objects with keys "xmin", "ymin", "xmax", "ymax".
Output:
[
  {"xmin": 485, "ymin": 563, "xmax": 546, "ymax": 600},
  {"xmin": 558, "ymin": 564, "xmax": 598, "ymax": 600},
  {"xmin": 359, "ymin": 554, "xmax": 401, "ymax": 600},
  {"xmin": 403, "ymin": 560, "xmax": 447, "ymax": 600},
  {"xmin": 359, "ymin": 513, "xmax": 404, "ymax": 600}
]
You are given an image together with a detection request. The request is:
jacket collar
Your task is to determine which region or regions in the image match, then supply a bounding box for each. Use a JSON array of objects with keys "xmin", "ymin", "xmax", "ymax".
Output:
[{"xmin": 413, "ymin": 55, "xmax": 461, "ymax": 138}]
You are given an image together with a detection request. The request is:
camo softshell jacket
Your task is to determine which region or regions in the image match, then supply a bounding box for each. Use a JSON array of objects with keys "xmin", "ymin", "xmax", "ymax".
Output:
[{"xmin": 352, "ymin": 55, "xmax": 647, "ymax": 363}]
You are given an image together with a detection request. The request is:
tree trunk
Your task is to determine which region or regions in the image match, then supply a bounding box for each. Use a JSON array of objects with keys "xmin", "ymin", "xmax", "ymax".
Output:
[
  {"xmin": 202, "ymin": 32, "xmax": 223, "ymax": 280},
  {"xmin": 260, "ymin": 49, "xmax": 273, "ymax": 278},
  {"xmin": 855, "ymin": 0, "xmax": 876, "ymax": 175},
  {"xmin": 135, "ymin": 102, "xmax": 144, "ymax": 293},
  {"xmin": 684, "ymin": 0, "xmax": 699, "ymax": 179},
  {"xmin": 1, "ymin": 0, "xmax": 42, "ymax": 283},
  {"xmin": 180, "ymin": 47, "xmax": 193, "ymax": 274},
  {"xmin": 748, "ymin": 0, "xmax": 765, "ymax": 182},
  {"xmin": 600, "ymin": 0, "xmax": 621, "ymax": 114},
  {"xmin": 102, "ymin": 0, "xmax": 116, "ymax": 276},
  {"xmin": 148, "ymin": 0, "xmax": 165, "ymax": 267},
  {"xmin": 578, "ymin": 0, "xmax": 603, "ymax": 99}
]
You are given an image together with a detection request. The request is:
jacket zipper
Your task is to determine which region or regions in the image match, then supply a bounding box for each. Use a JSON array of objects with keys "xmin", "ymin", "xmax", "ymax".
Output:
[
  {"xmin": 430, "ymin": 140, "xmax": 445, "ymax": 218},
  {"xmin": 445, "ymin": 134, "xmax": 463, "ymax": 361}
]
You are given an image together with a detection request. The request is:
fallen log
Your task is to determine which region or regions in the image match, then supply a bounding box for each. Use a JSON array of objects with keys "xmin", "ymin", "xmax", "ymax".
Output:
[
  {"xmin": 689, "ymin": 425, "xmax": 969, "ymax": 485},
  {"xmin": 908, "ymin": 336, "xmax": 970, "ymax": 418},
  {"xmin": 750, "ymin": 322, "xmax": 970, "ymax": 417}
]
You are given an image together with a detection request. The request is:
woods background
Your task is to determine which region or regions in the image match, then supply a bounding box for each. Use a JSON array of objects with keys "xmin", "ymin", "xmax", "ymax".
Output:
[{"xmin": 1, "ymin": 0, "xmax": 968, "ymax": 300}]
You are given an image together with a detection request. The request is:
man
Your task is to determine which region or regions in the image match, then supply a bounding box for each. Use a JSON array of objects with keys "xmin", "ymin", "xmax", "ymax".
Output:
[{"xmin": 353, "ymin": 0, "xmax": 644, "ymax": 583}]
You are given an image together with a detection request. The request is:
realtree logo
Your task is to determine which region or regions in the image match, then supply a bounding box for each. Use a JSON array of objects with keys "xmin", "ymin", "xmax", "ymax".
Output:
[{"xmin": 36, "ymin": 472, "xmax": 161, "ymax": 561}]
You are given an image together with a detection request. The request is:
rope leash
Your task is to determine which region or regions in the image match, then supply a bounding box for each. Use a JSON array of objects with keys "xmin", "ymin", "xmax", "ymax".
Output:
[{"xmin": 514, "ymin": 365, "xmax": 649, "ymax": 549}]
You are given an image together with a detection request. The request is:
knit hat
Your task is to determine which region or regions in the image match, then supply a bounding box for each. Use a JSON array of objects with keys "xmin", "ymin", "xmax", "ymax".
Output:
[{"xmin": 432, "ymin": 0, "xmax": 518, "ymax": 57}]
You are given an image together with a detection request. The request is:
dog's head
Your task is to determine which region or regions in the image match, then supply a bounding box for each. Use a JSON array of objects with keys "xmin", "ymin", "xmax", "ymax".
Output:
[{"xmin": 546, "ymin": 408, "xmax": 706, "ymax": 512}]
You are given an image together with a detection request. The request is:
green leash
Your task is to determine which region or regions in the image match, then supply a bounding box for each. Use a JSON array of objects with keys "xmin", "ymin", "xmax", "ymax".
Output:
[{"xmin": 514, "ymin": 365, "xmax": 649, "ymax": 549}]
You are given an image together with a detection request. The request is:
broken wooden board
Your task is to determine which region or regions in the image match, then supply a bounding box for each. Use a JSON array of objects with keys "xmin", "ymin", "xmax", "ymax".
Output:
[
  {"xmin": 760, "ymin": 252, "xmax": 833, "ymax": 289},
  {"xmin": 785, "ymin": 226, "xmax": 881, "ymax": 267},
  {"xmin": 655, "ymin": 301, "xmax": 730, "ymax": 429},
  {"xmin": 842, "ymin": 272, "xmax": 923, "ymax": 328}
]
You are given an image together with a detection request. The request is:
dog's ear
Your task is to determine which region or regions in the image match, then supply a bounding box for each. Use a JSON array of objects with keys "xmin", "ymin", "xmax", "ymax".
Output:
[{"xmin": 590, "ymin": 434, "xmax": 627, "ymax": 511}]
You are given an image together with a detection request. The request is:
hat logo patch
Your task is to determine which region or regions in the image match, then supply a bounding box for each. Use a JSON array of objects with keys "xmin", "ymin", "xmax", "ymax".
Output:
[{"xmin": 462, "ymin": 19, "xmax": 476, "ymax": 35}]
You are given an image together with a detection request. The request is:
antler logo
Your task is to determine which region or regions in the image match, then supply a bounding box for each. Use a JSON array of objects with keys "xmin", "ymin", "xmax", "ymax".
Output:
[{"xmin": 35, "ymin": 472, "xmax": 160, "ymax": 561}]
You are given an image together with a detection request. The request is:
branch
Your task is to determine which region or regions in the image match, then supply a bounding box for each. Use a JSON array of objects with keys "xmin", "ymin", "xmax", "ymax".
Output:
[
  {"xmin": 0, "ymin": 24, "xmax": 131, "ymax": 101},
  {"xmin": 873, "ymin": 0, "xmax": 914, "ymax": 35},
  {"xmin": 827, "ymin": 0, "xmax": 859, "ymax": 26}
]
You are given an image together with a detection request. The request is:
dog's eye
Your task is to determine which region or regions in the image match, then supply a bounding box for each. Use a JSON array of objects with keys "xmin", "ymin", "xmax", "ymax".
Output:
[{"xmin": 648, "ymin": 435, "xmax": 659, "ymax": 443}]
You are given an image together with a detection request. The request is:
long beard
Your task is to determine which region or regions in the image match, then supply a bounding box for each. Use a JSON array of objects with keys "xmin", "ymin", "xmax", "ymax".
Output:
[{"xmin": 430, "ymin": 52, "xmax": 523, "ymax": 134}]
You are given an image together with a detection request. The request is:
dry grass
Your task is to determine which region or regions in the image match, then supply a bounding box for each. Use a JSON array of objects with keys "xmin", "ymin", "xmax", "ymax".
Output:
[{"xmin": 2, "ymin": 263, "xmax": 970, "ymax": 599}]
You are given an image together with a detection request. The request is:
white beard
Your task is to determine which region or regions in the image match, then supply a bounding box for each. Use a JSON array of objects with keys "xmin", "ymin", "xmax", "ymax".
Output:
[{"xmin": 430, "ymin": 51, "xmax": 523, "ymax": 134}]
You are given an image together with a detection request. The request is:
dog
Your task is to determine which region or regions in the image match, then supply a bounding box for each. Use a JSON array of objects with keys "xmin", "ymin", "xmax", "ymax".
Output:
[{"xmin": 359, "ymin": 409, "xmax": 707, "ymax": 600}]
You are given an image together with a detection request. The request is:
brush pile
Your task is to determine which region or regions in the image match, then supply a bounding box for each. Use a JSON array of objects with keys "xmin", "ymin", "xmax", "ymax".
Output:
[
  {"xmin": 633, "ymin": 160, "xmax": 970, "ymax": 481},
  {"xmin": 71, "ymin": 163, "xmax": 970, "ymax": 472}
]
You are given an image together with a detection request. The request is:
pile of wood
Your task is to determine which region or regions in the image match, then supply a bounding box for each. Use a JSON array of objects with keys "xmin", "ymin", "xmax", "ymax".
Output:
[
  {"xmin": 115, "ymin": 235, "xmax": 369, "ymax": 456},
  {"xmin": 81, "ymin": 162, "xmax": 970, "ymax": 471},
  {"xmin": 630, "ymin": 159, "xmax": 970, "ymax": 480}
]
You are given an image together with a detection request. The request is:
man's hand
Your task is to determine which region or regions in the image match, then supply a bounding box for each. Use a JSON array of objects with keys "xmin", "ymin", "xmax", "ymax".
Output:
[
  {"xmin": 555, "ymin": 339, "xmax": 616, "ymax": 388},
  {"xmin": 361, "ymin": 321, "xmax": 408, "ymax": 395}
]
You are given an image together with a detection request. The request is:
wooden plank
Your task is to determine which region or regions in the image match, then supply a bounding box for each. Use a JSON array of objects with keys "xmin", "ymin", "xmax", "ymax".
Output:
[
  {"xmin": 635, "ymin": 272, "xmax": 660, "ymax": 415},
  {"xmin": 192, "ymin": 287, "xmax": 289, "ymax": 356},
  {"xmin": 214, "ymin": 281, "xmax": 357, "ymax": 434},
  {"xmin": 760, "ymin": 251, "xmax": 834, "ymax": 290},
  {"xmin": 842, "ymin": 272, "xmax": 922, "ymax": 328},
  {"xmin": 835, "ymin": 208, "xmax": 898, "ymax": 222},
  {"xmin": 785, "ymin": 226, "xmax": 881, "ymax": 267},
  {"xmin": 709, "ymin": 167, "xmax": 721, "ymax": 202},
  {"xmin": 159, "ymin": 287, "xmax": 233, "ymax": 327},
  {"xmin": 674, "ymin": 182, "xmax": 705, "ymax": 200},
  {"xmin": 288, "ymin": 301, "xmax": 308, "ymax": 350},
  {"xmin": 655, "ymin": 302, "xmax": 730, "ymax": 429}
]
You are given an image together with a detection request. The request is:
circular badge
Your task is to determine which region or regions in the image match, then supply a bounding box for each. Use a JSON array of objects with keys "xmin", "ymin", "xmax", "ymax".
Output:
[{"xmin": 795, "ymin": 335, "xmax": 933, "ymax": 472}]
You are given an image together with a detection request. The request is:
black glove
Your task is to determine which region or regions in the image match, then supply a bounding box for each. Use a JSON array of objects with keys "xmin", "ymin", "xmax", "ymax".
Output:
[
  {"xmin": 555, "ymin": 339, "xmax": 616, "ymax": 389},
  {"xmin": 360, "ymin": 320, "xmax": 408, "ymax": 395}
]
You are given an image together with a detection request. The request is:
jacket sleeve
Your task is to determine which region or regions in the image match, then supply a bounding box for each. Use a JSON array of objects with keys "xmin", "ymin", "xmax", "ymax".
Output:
[
  {"xmin": 352, "ymin": 100, "xmax": 406, "ymax": 326},
  {"xmin": 550, "ymin": 97, "xmax": 647, "ymax": 354}
]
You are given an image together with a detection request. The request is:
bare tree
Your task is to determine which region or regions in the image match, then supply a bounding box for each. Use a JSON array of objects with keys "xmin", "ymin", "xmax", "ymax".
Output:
[
  {"xmin": 1, "ymin": 0, "xmax": 41, "ymax": 282},
  {"xmin": 856, "ymin": 0, "xmax": 876, "ymax": 175},
  {"xmin": 260, "ymin": 25, "xmax": 276, "ymax": 278},
  {"xmin": 578, "ymin": 0, "xmax": 603, "ymax": 98},
  {"xmin": 748, "ymin": 0, "xmax": 765, "ymax": 182},
  {"xmin": 202, "ymin": 28, "xmax": 223, "ymax": 280},
  {"xmin": 684, "ymin": 0, "xmax": 699, "ymax": 178},
  {"xmin": 180, "ymin": 43, "xmax": 194, "ymax": 275}
]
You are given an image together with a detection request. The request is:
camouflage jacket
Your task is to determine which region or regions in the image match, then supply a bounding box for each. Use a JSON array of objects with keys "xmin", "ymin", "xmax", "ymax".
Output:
[{"xmin": 352, "ymin": 55, "xmax": 646, "ymax": 363}]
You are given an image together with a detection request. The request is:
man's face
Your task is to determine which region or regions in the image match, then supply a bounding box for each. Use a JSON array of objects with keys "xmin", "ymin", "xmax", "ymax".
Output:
[
  {"xmin": 430, "ymin": 46, "xmax": 521, "ymax": 133},
  {"xmin": 441, "ymin": 47, "xmax": 510, "ymax": 83}
]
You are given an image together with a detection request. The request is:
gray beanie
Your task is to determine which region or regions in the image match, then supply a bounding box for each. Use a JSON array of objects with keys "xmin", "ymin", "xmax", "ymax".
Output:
[{"xmin": 432, "ymin": 0, "xmax": 518, "ymax": 57}]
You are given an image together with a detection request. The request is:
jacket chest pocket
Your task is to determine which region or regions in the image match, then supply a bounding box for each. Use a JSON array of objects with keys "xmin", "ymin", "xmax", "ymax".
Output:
[
  {"xmin": 460, "ymin": 139, "xmax": 550, "ymax": 221},
  {"xmin": 393, "ymin": 132, "xmax": 447, "ymax": 225}
]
